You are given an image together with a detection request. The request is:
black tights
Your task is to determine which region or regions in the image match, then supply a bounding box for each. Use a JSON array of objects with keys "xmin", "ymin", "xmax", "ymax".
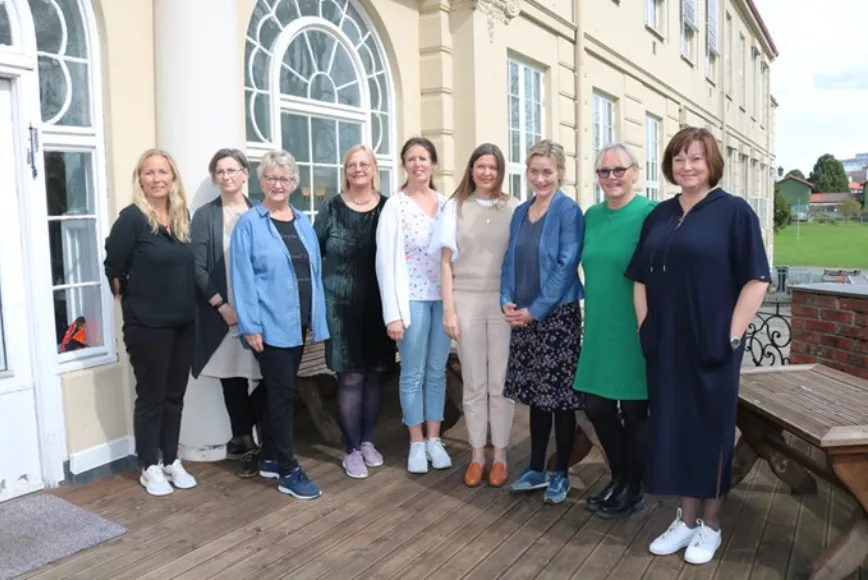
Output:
[
  {"xmin": 584, "ymin": 393, "xmax": 649, "ymax": 482},
  {"xmin": 336, "ymin": 372, "xmax": 384, "ymax": 453},
  {"xmin": 529, "ymin": 407, "xmax": 576, "ymax": 473}
]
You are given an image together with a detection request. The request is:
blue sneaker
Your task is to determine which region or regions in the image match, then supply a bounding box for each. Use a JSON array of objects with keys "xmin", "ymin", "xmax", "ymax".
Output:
[
  {"xmin": 509, "ymin": 468, "xmax": 549, "ymax": 493},
  {"xmin": 544, "ymin": 471, "xmax": 571, "ymax": 504},
  {"xmin": 278, "ymin": 466, "xmax": 322, "ymax": 500},
  {"xmin": 259, "ymin": 459, "xmax": 279, "ymax": 479}
]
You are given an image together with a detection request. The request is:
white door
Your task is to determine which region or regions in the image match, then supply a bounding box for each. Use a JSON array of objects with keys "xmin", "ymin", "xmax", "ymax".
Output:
[{"xmin": 0, "ymin": 78, "xmax": 44, "ymax": 501}]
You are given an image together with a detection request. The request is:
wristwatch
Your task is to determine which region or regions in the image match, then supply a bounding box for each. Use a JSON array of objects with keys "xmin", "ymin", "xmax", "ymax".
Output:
[{"xmin": 730, "ymin": 336, "xmax": 742, "ymax": 350}]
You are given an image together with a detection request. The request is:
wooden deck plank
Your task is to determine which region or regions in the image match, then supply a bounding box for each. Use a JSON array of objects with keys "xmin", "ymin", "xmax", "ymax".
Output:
[{"xmin": 18, "ymin": 402, "xmax": 868, "ymax": 580}]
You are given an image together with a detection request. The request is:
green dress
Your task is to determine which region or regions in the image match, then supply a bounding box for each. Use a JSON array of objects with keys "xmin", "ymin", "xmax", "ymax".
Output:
[
  {"xmin": 573, "ymin": 195, "xmax": 656, "ymax": 400},
  {"xmin": 314, "ymin": 195, "xmax": 395, "ymax": 373}
]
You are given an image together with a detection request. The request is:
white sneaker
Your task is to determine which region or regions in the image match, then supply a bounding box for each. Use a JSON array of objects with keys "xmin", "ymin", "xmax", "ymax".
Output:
[
  {"xmin": 649, "ymin": 508, "xmax": 697, "ymax": 555},
  {"xmin": 426, "ymin": 438, "xmax": 452, "ymax": 470},
  {"xmin": 140, "ymin": 464, "xmax": 173, "ymax": 496},
  {"xmin": 162, "ymin": 459, "xmax": 197, "ymax": 489},
  {"xmin": 684, "ymin": 520, "xmax": 722, "ymax": 564},
  {"xmin": 408, "ymin": 442, "xmax": 428, "ymax": 474}
]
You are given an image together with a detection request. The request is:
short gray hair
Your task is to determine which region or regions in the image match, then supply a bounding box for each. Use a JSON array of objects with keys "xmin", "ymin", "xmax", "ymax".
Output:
[
  {"xmin": 594, "ymin": 142, "xmax": 639, "ymax": 170},
  {"xmin": 257, "ymin": 150, "xmax": 299, "ymax": 181}
]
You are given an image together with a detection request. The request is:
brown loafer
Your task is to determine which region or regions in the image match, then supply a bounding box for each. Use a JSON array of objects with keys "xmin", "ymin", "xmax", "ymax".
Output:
[
  {"xmin": 488, "ymin": 461, "xmax": 508, "ymax": 487},
  {"xmin": 464, "ymin": 461, "xmax": 485, "ymax": 487}
]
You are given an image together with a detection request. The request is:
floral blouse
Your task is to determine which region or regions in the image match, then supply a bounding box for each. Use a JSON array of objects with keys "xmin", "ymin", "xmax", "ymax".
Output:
[{"xmin": 400, "ymin": 195, "xmax": 443, "ymax": 301}]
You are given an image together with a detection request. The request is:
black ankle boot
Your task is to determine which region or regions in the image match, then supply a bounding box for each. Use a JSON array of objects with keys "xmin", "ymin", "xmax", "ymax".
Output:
[
  {"xmin": 597, "ymin": 479, "xmax": 645, "ymax": 519},
  {"xmin": 585, "ymin": 476, "xmax": 623, "ymax": 512}
]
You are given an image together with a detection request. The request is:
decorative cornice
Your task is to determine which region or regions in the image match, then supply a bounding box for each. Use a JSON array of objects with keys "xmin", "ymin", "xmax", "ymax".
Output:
[{"xmin": 451, "ymin": 0, "xmax": 521, "ymax": 42}]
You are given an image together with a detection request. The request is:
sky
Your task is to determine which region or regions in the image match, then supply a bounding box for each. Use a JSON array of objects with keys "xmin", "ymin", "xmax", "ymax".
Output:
[{"xmin": 752, "ymin": 0, "xmax": 868, "ymax": 175}]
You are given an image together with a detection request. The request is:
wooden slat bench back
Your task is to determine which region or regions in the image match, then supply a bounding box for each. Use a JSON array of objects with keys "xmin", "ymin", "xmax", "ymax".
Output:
[{"xmin": 740, "ymin": 364, "xmax": 868, "ymax": 448}]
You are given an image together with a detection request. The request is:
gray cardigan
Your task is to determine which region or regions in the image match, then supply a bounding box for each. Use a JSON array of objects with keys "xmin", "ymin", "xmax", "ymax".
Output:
[{"xmin": 190, "ymin": 196, "xmax": 253, "ymax": 378}]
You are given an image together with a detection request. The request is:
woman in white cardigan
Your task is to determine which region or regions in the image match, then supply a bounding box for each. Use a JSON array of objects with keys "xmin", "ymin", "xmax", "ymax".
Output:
[{"xmin": 376, "ymin": 136, "xmax": 452, "ymax": 474}]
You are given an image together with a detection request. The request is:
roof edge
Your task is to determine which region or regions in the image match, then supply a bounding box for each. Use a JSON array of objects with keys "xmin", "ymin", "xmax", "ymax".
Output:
[{"xmin": 744, "ymin": 0, "xmax": 779, "ymax": 58}]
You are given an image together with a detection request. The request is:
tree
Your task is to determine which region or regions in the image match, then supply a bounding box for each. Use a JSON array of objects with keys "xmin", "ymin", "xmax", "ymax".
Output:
[
  {"xmin": 862, "ymin": 182, "xmax": 868, "ymax": 209},
  {"xmin": 773, "ymin": 185, "xmax": 790, "ymax": 232},
  {"xmin": 840, "ymin": 197, "xmax": 862, "ymax": 218},
  {"xmin": 785, "ymin": 168, "xmax": 806, "ymax": 180},
  {"xmin": 807, "ymin": 154, "xmax": 850, "ymax": 193}
]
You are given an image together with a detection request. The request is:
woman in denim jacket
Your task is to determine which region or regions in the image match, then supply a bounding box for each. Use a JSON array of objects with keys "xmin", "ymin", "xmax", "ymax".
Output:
[
  {"xmin": 502, "ymin": 139, "xmax": 585, "ymax": 505},
  {"xmin": 230, "ymin": 150, "xmax": 329, "ymax": 501}
]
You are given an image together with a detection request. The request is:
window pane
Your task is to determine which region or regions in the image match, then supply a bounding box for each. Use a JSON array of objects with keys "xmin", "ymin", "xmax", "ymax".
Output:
[
  {"xmin": 48, "ymin": 219, "xmax": 100, "ymax": 286},
  {"xmin": 248, "ymin": 162, "xmax": 265, "ymax": 204},
  {"xmin": 0, "ymin": 4, "xmax": 12, "ymax": 46},
  {"xmin": 281, "ymin": 112, "xmax": 310, "ymax": 163},
  {"xmin": 313, "ymin": 165, "xmax": 340, "ymax": 212},
  {"xmin": 509, "ymin": 61, "xmax": 519, "ymax": 95},
  {"xmin": 510, "ymin": 129, "xmax": 520, "ymax": 162},
  {"xmin": 45, "ymin": 151, "xmax": 95, "ymax": 216},
  {"xmin": 379, "ymin": 168, "xmax": 392, "ymax": 195},
  {"xmin": 510, "ymin": 173, "xmax": 522, "ymax": 199},
  {"xmin": 310, "ymin": 74, "xmax": 336, "ymax": 102},
  {"xmin": 311, "ymin": 117, "xmax": 337, "ymax": 164},
  {"xmin": 291, "ymin": 164, "xmax": 313, "ymax": 212},
  {"xmin": 339, "ymin": 121, "xmax": 363, "ymax": 156},
  {"xmin": 53, "ymin": 285, "xmax": 103, "ymax": 351}
]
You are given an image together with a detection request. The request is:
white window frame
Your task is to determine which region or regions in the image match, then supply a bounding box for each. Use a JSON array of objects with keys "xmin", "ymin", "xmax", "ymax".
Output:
[
  {"xmin": 507, "ymin": 57, "xmax": 545, "ymax": 202},
  {"xmin": 593, "ymin": 92, "xmax": 616, "ymax": 202},
  {"xmin": 738, "ymin": 34, "xmax": 746, "ymax": 107},
  {"xmin": 725, "ymin": 13, "xmax": 733, "ymax": 95},
  {"xmin": 645, "ymin": 115, "xmax": 660, "ymax": 201},
  {"xmin": 681, "ymin": 0, "xmax": 698, "ymax": 61},
  {"xmin": 35, "ymin": 0, "xmax": 115, "ymax": 371},
  {"xmin": 760, "ymin": 62, "xmax": 768, "ymax": 126},
  {"xmin": 706, "ymin": 0, "xmax": 719, "ymax": 80},
  {"xmin": 244, "ymin": 1, "xmax": 397, "ymax": 219},
  {"xmin": 752, "ymin": 48, "xmax": 760, "ymax": 118},
  {"xmin": 645, "ymin": 0, "xmax": 665, "ymax": 35}
]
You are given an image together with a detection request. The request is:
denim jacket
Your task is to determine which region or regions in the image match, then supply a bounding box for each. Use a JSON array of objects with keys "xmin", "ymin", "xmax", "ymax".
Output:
[
  {"xmin": 230, "ymin": 204, "xmax": 329, "ymax": 348},
  {"xmin": 500, "ymin": 190, "xmax": 585, "ymax": 321}
]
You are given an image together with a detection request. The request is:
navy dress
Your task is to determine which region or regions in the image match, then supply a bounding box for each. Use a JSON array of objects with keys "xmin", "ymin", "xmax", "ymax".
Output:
[{"xmin": 625, "ymin": 188, "xmax": 770, "ymax": 499}]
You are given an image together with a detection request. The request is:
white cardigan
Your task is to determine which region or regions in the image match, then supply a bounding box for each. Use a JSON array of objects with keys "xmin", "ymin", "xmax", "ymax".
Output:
[{"xmin": 375, "ymin": 190, "xmax": 446, "ymax": 329}]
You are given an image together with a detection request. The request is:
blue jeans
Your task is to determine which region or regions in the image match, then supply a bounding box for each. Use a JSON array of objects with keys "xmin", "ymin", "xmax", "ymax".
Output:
[{"xmin": 397, "ymin": 300, "xmax": 452, "ymax": 427}]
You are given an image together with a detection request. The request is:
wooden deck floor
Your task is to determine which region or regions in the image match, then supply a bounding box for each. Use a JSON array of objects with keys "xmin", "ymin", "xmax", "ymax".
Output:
[{"xmin": 25, "ymin": 399, "xmax": 868, "ymax": 580}]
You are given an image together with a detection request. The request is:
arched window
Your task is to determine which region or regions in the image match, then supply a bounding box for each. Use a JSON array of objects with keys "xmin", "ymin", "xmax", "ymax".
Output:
[
  {"xmin": 245, "ymin": 0, "xmax": 395, "ymax": 219},
  {"xmin": 30, "ymin": 0, "xmax": 112, "ymax": 367}
]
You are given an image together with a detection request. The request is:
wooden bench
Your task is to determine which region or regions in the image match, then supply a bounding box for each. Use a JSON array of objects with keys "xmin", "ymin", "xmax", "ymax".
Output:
[
  {"xmin": 732, "ymin": 364, "xmax": 868, "ymax": 580},
  {"xmin": 295, "ymin": 338, "xmax": 464, "ymax": 445}
]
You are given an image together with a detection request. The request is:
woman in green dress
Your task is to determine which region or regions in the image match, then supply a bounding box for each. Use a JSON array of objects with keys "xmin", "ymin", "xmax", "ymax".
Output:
[
  {"xmin": 573, "ymin": 143, "xmax": 656, "ymax": 519},
  {"xmin": 314, "ymin": 145, "xmax": 395, "ymax": 480}
]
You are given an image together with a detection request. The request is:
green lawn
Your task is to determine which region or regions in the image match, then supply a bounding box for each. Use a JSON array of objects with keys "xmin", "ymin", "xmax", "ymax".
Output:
[{"xmin": 774, "ymin": 222, "xmax": 868, "ymax": 269}]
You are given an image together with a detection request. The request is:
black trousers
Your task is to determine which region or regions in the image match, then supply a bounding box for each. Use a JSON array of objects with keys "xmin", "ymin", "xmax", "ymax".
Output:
[
  {"xmin": 123, "ymin": 322, "xmax": 195, "ymax": 468},
  {"xmin": 255, "ymin": 343, "xmax": 304, "ymax": 476},
  {"xmin": 220, "ymin": 377, "xmax": 266, "ymax": 438},
  {"xmin": 584, "ymin": 393, "xmax": 649, "ymax": 483}
]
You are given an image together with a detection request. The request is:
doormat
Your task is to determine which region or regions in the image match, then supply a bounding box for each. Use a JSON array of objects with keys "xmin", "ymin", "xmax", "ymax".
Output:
[{"xmin": 0, "ymin": 493, "xmax": 126, "ymax": 579}]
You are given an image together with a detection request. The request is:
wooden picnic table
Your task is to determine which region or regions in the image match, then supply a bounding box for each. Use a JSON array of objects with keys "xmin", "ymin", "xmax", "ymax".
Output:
[{"xmin": 732, "ymin": 364, "xmax": 868, "ymax": 580}]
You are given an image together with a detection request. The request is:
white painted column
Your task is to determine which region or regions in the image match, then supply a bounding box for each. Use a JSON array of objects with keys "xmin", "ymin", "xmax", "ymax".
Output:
[{"xmin": 154, "ymin": 0, "xmax": 243, "ymax": 461}]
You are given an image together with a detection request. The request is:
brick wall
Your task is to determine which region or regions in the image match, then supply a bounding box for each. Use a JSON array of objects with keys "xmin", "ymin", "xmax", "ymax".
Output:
[{"xmin": 790, "ymin": 285, "xmax": 868, "ymax": 380}]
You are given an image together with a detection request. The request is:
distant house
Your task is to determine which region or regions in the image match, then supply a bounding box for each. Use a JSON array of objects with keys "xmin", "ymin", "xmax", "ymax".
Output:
[
  {"xmin": 849, "ymin": 181, "xmax": 863, "ymax": 194},
  {"xmin": 776, "ymin": 175, "xmax": 813, "ymax": 220}
]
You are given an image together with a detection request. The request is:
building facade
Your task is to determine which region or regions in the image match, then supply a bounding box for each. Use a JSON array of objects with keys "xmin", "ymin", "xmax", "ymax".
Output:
[{"xmin": 0, "ymin": 0, "xmax": 776, "ymax": 501}]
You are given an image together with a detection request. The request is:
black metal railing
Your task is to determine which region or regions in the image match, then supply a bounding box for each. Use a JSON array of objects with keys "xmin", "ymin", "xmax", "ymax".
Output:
[{"xmin": 744, "ymin": 298, "xmax": 791, "ymax": 367}]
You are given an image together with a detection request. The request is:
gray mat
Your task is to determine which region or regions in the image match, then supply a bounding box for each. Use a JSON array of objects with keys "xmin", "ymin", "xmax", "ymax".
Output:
[{"xmin": 0, "ymin": 493, "xmax": 126, "ymax": 579}]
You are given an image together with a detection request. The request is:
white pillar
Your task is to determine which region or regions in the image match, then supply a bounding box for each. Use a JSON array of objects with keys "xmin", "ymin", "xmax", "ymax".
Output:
[{"xmin": 154, "ymin": 0, "xmax": 243, "ymax": 461}]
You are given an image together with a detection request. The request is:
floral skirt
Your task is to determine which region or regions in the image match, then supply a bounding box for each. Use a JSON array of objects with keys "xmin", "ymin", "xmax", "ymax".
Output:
[{"xmin": 503, "ymin": 302, "xmax": 585, "ymax": 412}]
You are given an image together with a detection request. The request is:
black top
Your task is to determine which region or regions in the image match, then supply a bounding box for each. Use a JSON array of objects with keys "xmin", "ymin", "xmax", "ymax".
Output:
[
  {"xmin": 104, "ymin": 204, "xmax": 196, "ymax": 327},
  {"xmin": 190, "ymin": 196, "xmax": 253, "ymax": 378},
  {"xmin": 271, "ymin": 217, "xmax": 312, "ymax": 327},
  {"xmin": 513, "ymin": 212, "xmax": 547, "ymax": 309}
]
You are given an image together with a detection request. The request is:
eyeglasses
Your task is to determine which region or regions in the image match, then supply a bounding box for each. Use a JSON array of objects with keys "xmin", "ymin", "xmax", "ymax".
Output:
[
  {"xmin": 596, "ymin": 166, "xmax": 631, "ymax": 179},
  {"xmin": 263, "ymin": 176, "xmax": 295, "ymax": 187},
  {"xmin": 215, "ymin": 168, "xmax": 243, "ymax": 178},
  {"xmin": 347, "ymin": 162, "xmax": 372, "ymax": 171}
]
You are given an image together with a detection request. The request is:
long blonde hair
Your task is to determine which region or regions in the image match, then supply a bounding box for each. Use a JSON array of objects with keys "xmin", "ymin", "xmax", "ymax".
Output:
[
  {"xmin": 342, "ymin": 145, "xmax": 381, "ymax": 193},
  {"xmin": 131, "ymin": 149, "xmax": 191, "ymax": 242}
]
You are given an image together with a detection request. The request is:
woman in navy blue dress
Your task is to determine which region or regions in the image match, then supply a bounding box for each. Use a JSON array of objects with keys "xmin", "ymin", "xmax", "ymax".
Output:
[{"xmin": 626, "ymin": 128, "xmax": 770, "ymax": 566}]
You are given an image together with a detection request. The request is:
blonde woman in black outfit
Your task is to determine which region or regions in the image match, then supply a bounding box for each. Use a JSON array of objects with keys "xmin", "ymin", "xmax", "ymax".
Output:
[{"xmin": 104, "ymin": 149, "xmax": 198, "ymax": 497}]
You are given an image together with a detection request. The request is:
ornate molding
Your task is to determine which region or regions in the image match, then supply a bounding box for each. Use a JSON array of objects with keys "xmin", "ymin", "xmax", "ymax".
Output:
[{"xmin": 451, "ymin": 0, "xmax": 521, "ymax": 42}]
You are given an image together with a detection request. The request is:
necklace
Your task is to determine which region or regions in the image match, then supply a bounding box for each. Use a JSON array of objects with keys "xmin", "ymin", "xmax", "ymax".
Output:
[{"xmin": 348, "ymin": 194, "xmax": 374, "ymax": 206}]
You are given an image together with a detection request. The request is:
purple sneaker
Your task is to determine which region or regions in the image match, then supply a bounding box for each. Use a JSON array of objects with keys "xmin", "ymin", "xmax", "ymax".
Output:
[
  {"xmin": 360, "ymin": 442, "xmax": 384, "ymax": 467},
  {"xmin": 342, "ymin": 450, "xmax": 368, "ymax": 479}
]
